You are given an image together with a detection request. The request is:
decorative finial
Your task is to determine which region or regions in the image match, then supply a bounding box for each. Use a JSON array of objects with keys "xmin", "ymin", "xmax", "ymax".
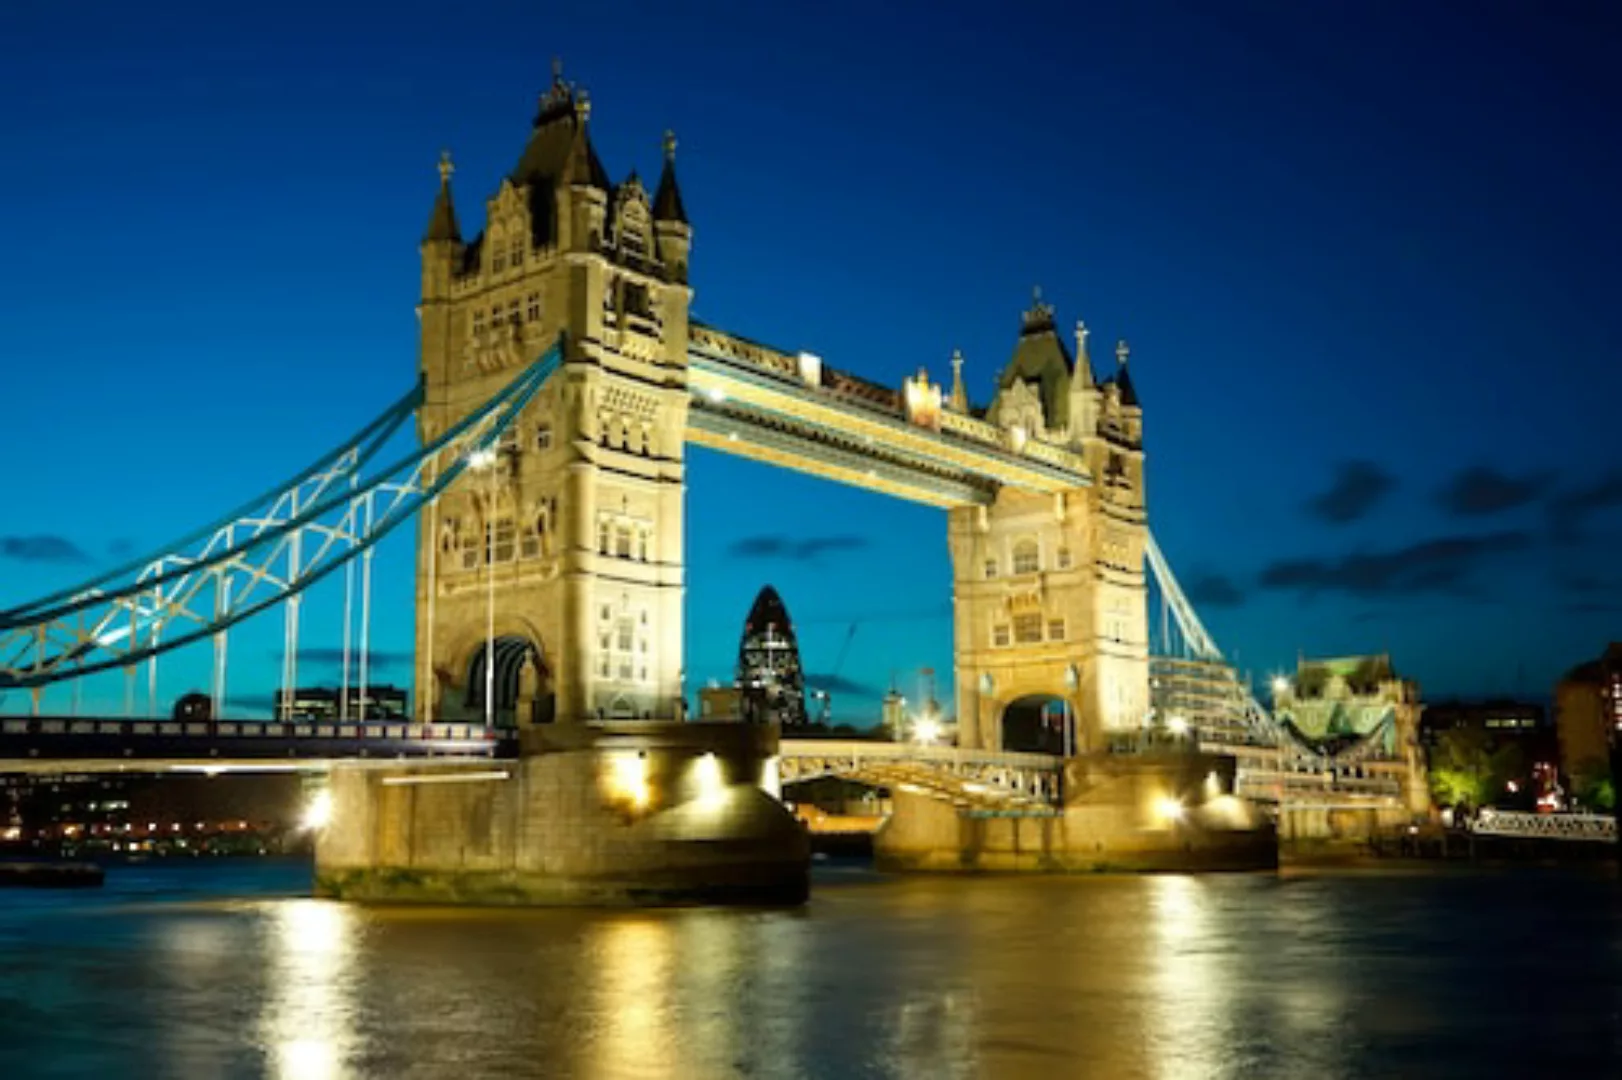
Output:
[
  {"xmin": 1116, "ymin": 338, "xmax": 1130, "ymax": 365},
  {"xmin": 1075, "ymin": 319, "xmax": 1089, "ymax": 359},
  {"xmin": 552, "ymin": 56, "xmax": 564, "ymax": 83},
  {"xmin": 950, "ymin": 348, "xmax": 964, "ymax": 372},
  {"xmin": 663, "ymin": 129, "xmax": 677, "ymax": 162},
  {"xmin": 576, "ymin": 90, "xmax": 591, "ymax": 123},
  {"xmin": 437, "ymin": 149, "xmax": 454, "ymax": 186},
  {"xmin": 1033, "ymin": 284, "xmax": 1043, "ymax": 304}
]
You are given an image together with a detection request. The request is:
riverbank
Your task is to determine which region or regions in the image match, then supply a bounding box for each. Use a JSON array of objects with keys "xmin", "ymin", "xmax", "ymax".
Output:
[{"xmin": 0, "ymin": 861, "xmax": 104, "ymax": 888}]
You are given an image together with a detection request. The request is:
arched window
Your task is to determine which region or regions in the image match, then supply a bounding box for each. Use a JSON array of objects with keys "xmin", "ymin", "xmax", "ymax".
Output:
[{"xmin": 1012, "ymin": 538, "xmax": 1040, "ymax": 575}]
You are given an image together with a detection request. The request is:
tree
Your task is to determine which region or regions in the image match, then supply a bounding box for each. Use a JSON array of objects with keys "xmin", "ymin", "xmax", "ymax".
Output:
[
  {"xmin": 1427, "ymin": 727, "xmax": 1525, "ymax": 811},
  {"xmin": 1570, "ymin": 760, "xmax": 1616, "ymax": 812}
]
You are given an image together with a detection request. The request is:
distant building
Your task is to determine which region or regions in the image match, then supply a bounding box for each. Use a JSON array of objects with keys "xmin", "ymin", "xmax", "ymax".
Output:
[
  {"xmin": 1272, "ymin": 654, "xmax": 1430, "ymax": 816},
  {"xmin": 735, "ymin": 586, "xmax": 808, "ymax": 727},
  {"xmin": 272, "ymin": 685, "xmax": 409, "ymax": 722},
  {"xmin": 697, "ymin": 684, "xmax": 743, "ymax": 721},
  {"xmin": 1420, "ymin": 699, "xmax": 1558, "ymax": 804},
  {"xmin": 1554, "ymin": 643, "xmax": 1622, "ymax": 796}
]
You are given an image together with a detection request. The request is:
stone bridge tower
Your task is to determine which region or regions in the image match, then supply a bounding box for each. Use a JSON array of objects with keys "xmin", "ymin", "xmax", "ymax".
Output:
[
  {"xmin": 414, "ymin": 67, "xmax": 692, "ymax": 726},
  {"xmin": 948, "ymin": 294, "xmax": 1149, "ymax": 753}
]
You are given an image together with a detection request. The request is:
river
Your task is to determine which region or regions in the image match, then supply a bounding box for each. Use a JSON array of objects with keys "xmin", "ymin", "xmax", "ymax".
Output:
[{"xmin": 0, "ymin": 859, "xmax": 1618, "ymax": 1079}]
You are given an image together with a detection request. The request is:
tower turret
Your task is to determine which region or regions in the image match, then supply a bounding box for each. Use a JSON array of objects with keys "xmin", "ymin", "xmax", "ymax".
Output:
[
  {"xmin": 420, "ymin": 151, "xmax": 462, "ymax": 301},
  {"xmin": 653, "ymin": 130, "xmax": 692, "ymax": 283}
]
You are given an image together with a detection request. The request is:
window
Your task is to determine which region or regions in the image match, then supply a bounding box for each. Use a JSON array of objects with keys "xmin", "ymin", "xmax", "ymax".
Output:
[
  {"xmin": 493, "ymin": 250, "xmax": 506, "ymax": 273},
  {"xmin": 1013, "ymin": 613, "xmax": 1043, "ymax": 644},
  {"xmin": 993, "ymin": 625, "xmax": 1011, "ymax": 647},
  {"xmin": 614, "ymin": 524, "xmax": 633, "ymax": 559},
  {"xmin": 598, "ymin": 519, "xmax": 611, "ymax": 555},
  {"xmin": 497, "ymin": 429, "xmax": 519, "ymax": 459},
  {"xmin": 1057, "ymin": 547, "xmax": 1072, "ymax": 570},
  {"xmin": 472, "ymin": 310, "xmax": 486, "ymax": 337},
  {"xmin": 1047, "ymin": 618, "xmax": 1066, "ymax": 641},
  {"xmin": 535, "ymin": 423, "xmax": 552, "ymax": 451},
  {"xmin": 616, "ymin": 621, "xmax": 634, "ymax": 653},
  {"xmin": 510, "ymin": 240, "xmax": 525, "ymax": 269},
  {"xmin": 984, "ymin": 558, "xmax": 998, "ymax": 580},
  {"xmin": 459, "ymin": 530, "xmax": 479, "ymax": 571},
  {"xmin": 506, "ymin": 299, "xmax": 520, "ymax": 326},
  {"xmin": 599, "ymin": 604, "xmax": 612, "ymax": 623},
  {"xmin": 637, "ymin": 529, "xmax": 649, "ymax": 562},
  {"xmin": 624, "ymin": 281, "xmax": 653, "ymax": 320},
  {"xmin": 526, "ymin": 293, "xmax": 541, "ymax": 322},
  {"xmin": 490, "ymin": 518, "xmax": 515, "ymax": 563},
  {"xmin": 1012, "ymin": 539, "xmax": 1040, "ymax": 575}
]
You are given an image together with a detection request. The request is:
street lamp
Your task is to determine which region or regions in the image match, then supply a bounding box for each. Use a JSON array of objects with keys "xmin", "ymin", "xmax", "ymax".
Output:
[{"xmin": 469, "ymin": 443, "xmax": 498, "ymax": 727}]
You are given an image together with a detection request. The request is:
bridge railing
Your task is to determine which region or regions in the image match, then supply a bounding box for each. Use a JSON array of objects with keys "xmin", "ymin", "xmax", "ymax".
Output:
[
  {"xmin": 778, "ymin": 739, "xmax": 1061, "ymax": 771},
  {"xmin": 1471, "ymin": 809, "xmax": 1618, "ymax": 843}
]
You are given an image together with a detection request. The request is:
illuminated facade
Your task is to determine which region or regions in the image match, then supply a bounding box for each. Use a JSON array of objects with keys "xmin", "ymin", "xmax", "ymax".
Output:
[
  {"xmin": 413, "ymin": 73, "xmax": 1149, "ymax": 746},
  {"xmin": 949, "ymin": 297, "xmax": 1149, "ymax": 752},
  {"xmin": 735, "ymin": 586, "xmax": 808, "ymax": 728},
  {"xmin": 415, "ymin": 66, "xmax": 692, "ymax": 724}
]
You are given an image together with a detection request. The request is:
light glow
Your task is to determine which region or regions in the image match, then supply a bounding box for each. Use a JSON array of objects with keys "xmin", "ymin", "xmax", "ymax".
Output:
[
  {"xmin": 1153, "ymin": 796, "xmax": 1184, "ymax": 824},
  {"xmin": 691, "ymin": 751, "xmax": 725, "ymax": 806},
  {"xmin": 467, "ymin": 447, "xmax": 497, "ymax": 470},
  {"xmin": 1165, "ymin": 714, "xmax": 1189, "ymax": 737},
  {"xmin": 301, "ymin": 790, "xmax": 333, "ymax": 832},
  {"xmin": 1271, "ymin": 675, "xmax": 1290, "ymax": 697},
  {"xmin": 608, "ymin": 751, "xmax": 651, "ymax": 810},
  {"xmin": 913, "ymin": 717, "xmax": 942, "ymax": 745}
]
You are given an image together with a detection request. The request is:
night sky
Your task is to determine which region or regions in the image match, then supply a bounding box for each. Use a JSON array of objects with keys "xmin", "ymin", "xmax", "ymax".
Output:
[{"xmin": 2, "ymin": 1, "xmax": 1620, "ymax": 719}]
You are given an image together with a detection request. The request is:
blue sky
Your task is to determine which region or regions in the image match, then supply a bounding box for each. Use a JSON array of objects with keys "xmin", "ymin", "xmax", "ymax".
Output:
[{"xmin": 2, "ymin": 0, "xmax": 1620, "ymax": 718}]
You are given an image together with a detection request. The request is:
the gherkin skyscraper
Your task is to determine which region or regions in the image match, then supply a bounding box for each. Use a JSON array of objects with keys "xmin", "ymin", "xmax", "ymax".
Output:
[{"xmin": 735, "ymin": 585, "xmax": 807, "ymax": 727}]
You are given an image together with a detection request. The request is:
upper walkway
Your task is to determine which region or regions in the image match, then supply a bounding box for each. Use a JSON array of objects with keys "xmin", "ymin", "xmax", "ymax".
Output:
[{"xmin": 686, "ymin": 325, "xmax": 1092, "ymax": 508}]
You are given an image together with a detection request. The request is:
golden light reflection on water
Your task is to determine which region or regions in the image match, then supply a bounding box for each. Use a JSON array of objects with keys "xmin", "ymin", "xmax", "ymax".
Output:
[
  {"xmin": 587, "ymin": 916, "xmax": 677, "ymax": 1080},
  {"xmin": 259, "ymin": 899, "xmax": 358, "ymax": 1080},
  {"xmin": 1148, "ymin": 875, "xmax": 1230, "ymax": 1080}
]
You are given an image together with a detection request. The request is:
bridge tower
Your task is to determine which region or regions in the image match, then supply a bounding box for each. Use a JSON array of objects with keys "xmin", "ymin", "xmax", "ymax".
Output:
[
  {"xmin": 948, "ymin": 294, "xmax": 1149, "ymax": 752},
  {"xmin": 414, "ymin": 67, "xmax": 693, "ymax": 726}
]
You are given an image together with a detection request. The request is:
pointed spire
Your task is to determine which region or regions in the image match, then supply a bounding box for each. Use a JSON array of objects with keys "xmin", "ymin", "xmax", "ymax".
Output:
[
  {"xmin": 1114, "ymin": 338, "xmax": 1139, "ymax": 407},
  {"xmin": 423, "ymin": 149, "xmax": 461, "ymax": 244},
  {"xmin": 948, "ymin": 349, "xmax": 968, "ymax": 412},
  {"xmin": 653, "ymin": 128, "xmax": 689, "ymax": 224},
  {"xmin": 1073, "ymin": 319, "xmax": 1093, "ymax": 388}
]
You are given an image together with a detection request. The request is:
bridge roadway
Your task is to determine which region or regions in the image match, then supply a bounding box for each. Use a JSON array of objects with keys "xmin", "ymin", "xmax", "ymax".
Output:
[{"xmin": 0, "ymin": 715, "xmax": 513, "ymax": 774}]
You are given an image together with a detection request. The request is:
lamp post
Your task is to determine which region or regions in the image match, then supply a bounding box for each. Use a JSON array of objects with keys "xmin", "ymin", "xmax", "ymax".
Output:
[{"xmin": 468, "ymin": 445, "xmax": 498, "ymax": 728}]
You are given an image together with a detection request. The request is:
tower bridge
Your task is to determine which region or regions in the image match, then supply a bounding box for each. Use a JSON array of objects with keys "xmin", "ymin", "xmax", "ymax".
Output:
[{"xmin": 0, "ymin": 69, "xmax": 1430, "ymax": 899}]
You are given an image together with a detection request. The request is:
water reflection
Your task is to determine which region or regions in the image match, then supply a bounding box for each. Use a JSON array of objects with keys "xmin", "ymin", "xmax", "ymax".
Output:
[
  {"xmin": 259, "ymin": 900, "xmax": 358, "ymax": 1080},
  {"xmin": 587, "ymin": 916, "xmax": 676, "ymax": 1079}
]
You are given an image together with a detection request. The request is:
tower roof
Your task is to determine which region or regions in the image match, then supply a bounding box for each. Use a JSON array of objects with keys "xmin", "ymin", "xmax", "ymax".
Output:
[
  {"xmin": 653, "ymin": 130, "xmax": 689, "ymax": 224},
  {"xmin": 512, "ymin": 62, "xmax": 609, "ymax": 192},
  {"xmin": 997, "ymin": 289, "xmax": 1074, "ymax": 429},
  {"xmin": 1112, "ymin": 339, "xmax": 1140, "ymax": 408},
  {"xmin": 423, "ymin": 151, "xmax": 461, "ymax": 244}
]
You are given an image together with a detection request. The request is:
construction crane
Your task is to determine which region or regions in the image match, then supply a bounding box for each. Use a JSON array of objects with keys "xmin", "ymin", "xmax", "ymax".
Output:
[{"xmin": 811, "ymin": 622, "xmax": 859, "ymax": 725}]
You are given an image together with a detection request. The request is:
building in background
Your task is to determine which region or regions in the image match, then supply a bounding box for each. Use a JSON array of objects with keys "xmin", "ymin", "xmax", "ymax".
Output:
[
  {"xmin": 1420, "ymin": 700, "xmax": 1559, "ymax": 810},
  {"xmin": 272, "ymin": 685, "xmax": 409, "ymax": 722},
  {"xmin": 1149, "ymin": 656, "xmax": 1255, "ymax": 748},
  {"xmin": 735, "ymin": 586, "xmax": 808, "ymax": 727},
  {"xmin": 1554, "ymin": 643, "xmax": 1622, "ymax": 809}
]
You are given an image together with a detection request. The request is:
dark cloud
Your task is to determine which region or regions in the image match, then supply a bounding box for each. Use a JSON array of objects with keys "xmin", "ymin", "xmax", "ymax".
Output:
[
  {"xmin": 1563, "ymin": 600, "xmax": 1622, "ymax": 616},
  {"xmin": 728, "ymin": 535, "xmax": 870, "ymax": 560},
  {"xmin": 1, "ymin": 535, "xmax": 88, "ymax": 563},
  {"xmin": 1183, "ymin": 572, "xmax": 1245, "ymax": 608},
  {"xmin": 271, "ymin": 647, "xmax": 414, "ymax": 672},
  {"xmin": 1258, "ymin": 531, "xmax": 1531, "ymax": 598},
  {"xmin": 1306, "ymin": 461, "xmax": 1396, "ymax": 524},
  {"xmin": 804, "ymin": 673, "xmax": 883, "ymax": 698},
  {"xmin": 1548, "ymin": 470, "xmax": 1622, "ymax": 543},
  {"xmin": 1436, "ymin": 466, "xmax": 1550, "ymax": 517}
]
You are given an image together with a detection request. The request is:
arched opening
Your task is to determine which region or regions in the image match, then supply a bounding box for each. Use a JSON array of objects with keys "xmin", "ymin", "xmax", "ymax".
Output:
[
  {"xmin": 1001, "ymin": 694, "xmax": 1073, "ymax": 755},
  {"xmin": 465, "ymin": 635, "xmax": 554, "ymax": 727}
]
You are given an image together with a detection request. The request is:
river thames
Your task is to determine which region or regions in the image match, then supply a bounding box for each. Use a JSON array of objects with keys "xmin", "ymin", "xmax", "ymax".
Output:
[{"xmin": 1, "ymin": 860, "xmax": 1618, "ymax": 1079}]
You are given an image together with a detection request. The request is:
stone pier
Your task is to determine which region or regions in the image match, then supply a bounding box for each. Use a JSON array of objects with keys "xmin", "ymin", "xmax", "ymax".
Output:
[
  {"xmin": 316, "ymin": 722, "xmax": 808, "ymax": 906},
  {"xmin": 874, "ymin": 751, "xmax": 1277, "ymax": 873}
]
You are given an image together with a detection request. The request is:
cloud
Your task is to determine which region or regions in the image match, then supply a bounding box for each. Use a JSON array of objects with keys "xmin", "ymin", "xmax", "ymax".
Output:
[
  {"xmin": 1, "ymin": 535, "xmax": 89, "ymax": 563},
  {"xmin": 1182, "ymin": 571, "xmax": 1245, "ymax": 608},
  {"xmin": 1548, "ymin": 469, "xmax": 1622, "ymax": 543},
  {"xmin": 1306, "ymin": 461, "xmax": 1396, "ymax": 524},
  {"xmin": 1258, "ymin": 531, "xmax": 1531, "ymax": 598},
  {"xmin": 804, "ymin": 673, "xmax": 883, "ymax": 698},
  {"xmin": 271, "ymin": 647, "xmax": 414, "ymax": 672},
  {"xmin": 1435, "ymin": 466, "xmax": 1550, "ymax": 517},
  {"xmin": 107, "ymin": 538, "xmax": 136, "ymax": 559},
  {"xmin": 727, "ymin": 534, "xmax": 870, "ymax": 560}
]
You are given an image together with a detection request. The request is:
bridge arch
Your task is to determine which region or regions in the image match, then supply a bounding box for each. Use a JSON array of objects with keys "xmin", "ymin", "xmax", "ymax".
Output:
[
  {"xmin": 1000, "ymin": 693, "xmax": 1073, "ymax": 756},
  {"xmin": 455, "ymin": 625, "xmax": 554, "ymax": 727}
]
